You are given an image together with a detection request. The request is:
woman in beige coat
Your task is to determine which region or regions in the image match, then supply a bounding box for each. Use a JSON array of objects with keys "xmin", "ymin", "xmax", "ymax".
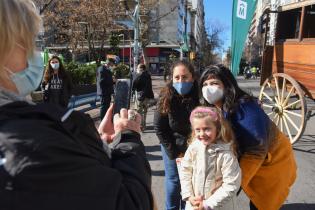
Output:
[{"xmin": 179, "ymin": 107, "xmax": 241, "ymax": 210}]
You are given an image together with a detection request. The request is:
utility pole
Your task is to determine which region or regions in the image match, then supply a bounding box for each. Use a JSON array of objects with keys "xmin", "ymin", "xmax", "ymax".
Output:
[
  {"xmin": 180, "ymin": 0, "xmax": 188, "ymax": 60},
  {"xmin": 133, "ymin": 0, "xmax": 140, "ymax": 70}
]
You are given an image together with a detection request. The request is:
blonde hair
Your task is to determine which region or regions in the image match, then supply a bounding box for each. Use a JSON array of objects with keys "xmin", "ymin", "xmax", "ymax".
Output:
[
  {"xmin": 189, "ymin": 106, "xmax": 238, "ymax": 155},
  {"xmin": 0, "ymin": 0, "xmax": 41, "ymax": 79}
]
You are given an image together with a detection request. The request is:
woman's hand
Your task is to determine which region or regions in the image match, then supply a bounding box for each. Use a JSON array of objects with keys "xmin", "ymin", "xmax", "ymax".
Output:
[
  {"xmin": 98, "ymin": 104, "xmax": 141, "ymax": 143},
  {"xmin": 113, "ymin": 108, "xmax": 141, "ymax": 134}
]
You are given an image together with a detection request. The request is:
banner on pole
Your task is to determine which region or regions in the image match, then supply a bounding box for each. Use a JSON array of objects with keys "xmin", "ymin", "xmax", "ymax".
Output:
[{"xmin": 231, "ymin": 0, "xmax": 257, "ymax": 76}]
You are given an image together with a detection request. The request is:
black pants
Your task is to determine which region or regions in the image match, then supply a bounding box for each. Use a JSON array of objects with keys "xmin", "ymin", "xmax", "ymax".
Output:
[
  {"xmin": 250, "ymin": 201, "xmax": 258, "ymax": 210},
  {"xmin": 100, "ymin": 95, "xmax": 111, "ymax": 120}
]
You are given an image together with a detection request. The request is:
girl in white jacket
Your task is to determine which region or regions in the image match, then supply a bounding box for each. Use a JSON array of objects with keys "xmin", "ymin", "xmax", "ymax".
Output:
[{"xmin": 179, "ymin": 106, "xmax": 241, "ymax": 210}]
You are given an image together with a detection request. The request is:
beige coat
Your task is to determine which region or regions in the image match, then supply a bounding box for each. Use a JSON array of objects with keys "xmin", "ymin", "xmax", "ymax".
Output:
[{"xmin": 179, "ymin": 140, "xmax": 241, "ymax": 210}]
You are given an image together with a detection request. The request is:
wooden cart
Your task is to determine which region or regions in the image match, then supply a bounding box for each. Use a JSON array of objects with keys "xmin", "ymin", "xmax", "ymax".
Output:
[{"xmin": 259, "ymin": 1, "xmax": 315, "ymax": 144}]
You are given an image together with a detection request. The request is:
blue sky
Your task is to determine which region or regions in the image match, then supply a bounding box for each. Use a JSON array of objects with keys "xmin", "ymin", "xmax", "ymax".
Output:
[{"xmin": 203, "ymin": 0, "xmax": 233, "ymax": 51}]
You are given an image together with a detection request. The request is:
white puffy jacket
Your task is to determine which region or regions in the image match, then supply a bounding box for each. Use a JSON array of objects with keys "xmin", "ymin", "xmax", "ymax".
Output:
[{"xmin": 179, "ymin": 140, "xmax": 241, "ymax": 210}]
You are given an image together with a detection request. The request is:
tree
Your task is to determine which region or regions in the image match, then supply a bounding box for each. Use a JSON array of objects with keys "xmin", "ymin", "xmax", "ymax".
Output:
[
  {"xmin": 201, "ymin": 20, "xmax": 225, "ymax": 66},
  {"xmin": 35, "ymin": 0, "xmax": 176, "ymax": 64},
  {"xmin": 35, "ymin": 0, "xmax": 124, "ymax": 62},
  {"xmin": 223, "ymin": 47, "xmax": 231, "ymax": 68}
]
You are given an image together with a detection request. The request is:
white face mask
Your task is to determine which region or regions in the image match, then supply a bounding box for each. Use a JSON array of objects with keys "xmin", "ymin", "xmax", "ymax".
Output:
[
  {"xmin": 50, "ymin": 62, "xmax": 60, "ymax": 70},
  {"xmin": 202, "ymin": 85, "xmax": 224, "ymax": 105}
]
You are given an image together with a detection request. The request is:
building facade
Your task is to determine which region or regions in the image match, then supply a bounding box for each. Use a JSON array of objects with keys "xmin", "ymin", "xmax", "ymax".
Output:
[{"xmin": 144, "ymin": 0, "xmax": 206, "ymax": 73}]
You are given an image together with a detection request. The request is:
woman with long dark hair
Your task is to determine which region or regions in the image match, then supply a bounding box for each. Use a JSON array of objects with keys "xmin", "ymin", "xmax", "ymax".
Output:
[
  {"xmin": 154, "ymin": 60, "xmax": 199, "ymax": 210},
  {"xmin": 199, "ymin": 64, "xmax": 297, "ymax": 210},
  {"xmin": 42, "ymin": 55, "xmax": 73, "ymax": 108}
]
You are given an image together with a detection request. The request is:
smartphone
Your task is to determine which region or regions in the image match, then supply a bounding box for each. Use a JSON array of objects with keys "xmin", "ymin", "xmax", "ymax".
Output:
[{"xmin": 113, "ymin": 79, "xmax": 131, "ymax": 116}]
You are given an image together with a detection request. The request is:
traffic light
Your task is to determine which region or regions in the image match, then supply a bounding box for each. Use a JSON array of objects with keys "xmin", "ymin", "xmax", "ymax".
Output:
[{"xmin": 189, "ymin": 52, "xmax": 196, "ymax": 60}]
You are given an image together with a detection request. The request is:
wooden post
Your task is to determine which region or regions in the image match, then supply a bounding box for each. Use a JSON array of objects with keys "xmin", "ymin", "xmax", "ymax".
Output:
[{"xmin": 299, "ymin": 6, "xmax": 306, "ymax": 41}]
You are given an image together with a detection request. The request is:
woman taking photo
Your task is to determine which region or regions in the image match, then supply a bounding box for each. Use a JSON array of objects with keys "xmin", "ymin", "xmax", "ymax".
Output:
[
  {"xmin": 154, "ymin": 60, "xmax": 199, "ymax": 210},
  {"xmin": 42, "ymin": 56, "xmax": 73, "ymax": 108},
  {"xmin": 0, "ymin": 1, "xmax": 153, "ymax": 209},
  {"xmin": 199, "ymin": 65, "xmax": 297, "ymax": 210}
]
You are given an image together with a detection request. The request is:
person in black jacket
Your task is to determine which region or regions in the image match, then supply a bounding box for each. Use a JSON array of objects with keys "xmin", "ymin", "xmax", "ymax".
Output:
[
  {"xmin": 154, "ymin": 60, "xmax": 199, "ymax": 210},
  {"xmin": 42, "ymin": 55, "xmax": 73, "ymax": 108},
  {"xmin": 98, "ymin": 58, "xmax": 115, "ymax": 120},
  {"xmin": 0, "ymin": 1, "xmax": 153, "ymax": 210},
  {"xmin": 132, "ymin": 64, "xmax": 155, "ymax": 130}
]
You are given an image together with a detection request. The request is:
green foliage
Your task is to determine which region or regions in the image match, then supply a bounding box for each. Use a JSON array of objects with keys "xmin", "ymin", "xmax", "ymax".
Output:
[
  {"xmin": 109, "ymin": 33, "xmax": 120, "ymax": 47},
  {"xmin": 112, "ymin": 64, "xmax": 130, "ymax": 79},
  {"xmin": 65, "ymin": 61, "xmax": 97, "ymax": 85},
  {"xmin": 169, "ymin": 53, "xmax": 177, "ymax": 62},
  {"xmin": 109, "ymin": 33, "xmax": 120, "ymax": 55}
]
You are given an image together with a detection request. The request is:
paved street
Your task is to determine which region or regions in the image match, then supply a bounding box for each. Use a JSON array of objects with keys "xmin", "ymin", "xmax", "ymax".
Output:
[{"xmin": 90, "ymin": 75, "xmax": 315, "ymax": 210}]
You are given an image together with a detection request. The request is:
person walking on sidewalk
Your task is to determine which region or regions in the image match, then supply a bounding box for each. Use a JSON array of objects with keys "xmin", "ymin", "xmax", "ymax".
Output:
[
  {"xmin": 132, "ymin": 64, "xmax": 154, "ymax": 131},
  {"xmin": 199, "ymin": 65, "xmax": 297, "ymax": 210},
  {"xmin": 179, "ymin": 106, "xmax": 241, "ymax": 210},
  {"xmin": 154, "ymin": 60, "xmax": 199, "ymax": 210},
  {"xmin": 97, "ymin": 58, "xmax": 115, "ymax": 120}
]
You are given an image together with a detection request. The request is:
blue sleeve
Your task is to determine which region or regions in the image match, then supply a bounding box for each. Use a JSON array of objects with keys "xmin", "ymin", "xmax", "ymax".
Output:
[{"xmin": 230, "ymin": 100, "xmax": 270, "ymax": 153}]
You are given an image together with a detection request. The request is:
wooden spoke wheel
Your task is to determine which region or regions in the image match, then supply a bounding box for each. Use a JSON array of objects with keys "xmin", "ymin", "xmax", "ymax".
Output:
[{"xmin": 259, "ymin": 73, "xmax": 306, "ymax": 144}]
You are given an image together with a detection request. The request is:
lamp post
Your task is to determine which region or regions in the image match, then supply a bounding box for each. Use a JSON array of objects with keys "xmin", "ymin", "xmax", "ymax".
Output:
[
  {"xmin": 118, "ymin": 34, "xmax": 125, "ymax": 65},
  {"xmin": 78, "ymin": 22, "xmax": 91, "ymax": 62},
  {"xmin": 119, "ymin": 0, "xmax": 140, "ymax": 71}
]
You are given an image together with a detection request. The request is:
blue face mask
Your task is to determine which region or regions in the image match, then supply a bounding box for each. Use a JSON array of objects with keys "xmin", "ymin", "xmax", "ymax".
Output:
[
  {"xmin": 5, "ymin": 52, "xmax": 44, "ymax": 96},
  {"xmin": 172, "ymin": 82, "xmax": 193, "ymax": 95}
]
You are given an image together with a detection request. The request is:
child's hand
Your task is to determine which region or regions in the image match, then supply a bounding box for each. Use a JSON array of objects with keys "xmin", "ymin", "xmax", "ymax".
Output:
[
  {"xmin": 189, "ymin": 196, "xmax": 200, "ymax": 207},
  {"xmin": 189, "ymin": 195, "xmax": 203, "ymax": 208},
  {"xmin": 195, "ymin": 200, "xmax": 204, "ymax": 210},
  {"xmin": 192, "ymin": 196, "xmax": 208, "ymax": 210}
]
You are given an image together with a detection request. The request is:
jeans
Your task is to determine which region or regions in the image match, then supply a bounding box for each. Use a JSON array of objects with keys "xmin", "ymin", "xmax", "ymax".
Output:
[{"xmin": 161, "ymin": 145, "xmax": 185, "ymax": 210}]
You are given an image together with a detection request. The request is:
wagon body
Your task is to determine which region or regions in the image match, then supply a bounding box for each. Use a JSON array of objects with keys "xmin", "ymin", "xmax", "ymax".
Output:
[{"xmin": 259, "ymin": 1, "xmax": 315, "ymax": 143}]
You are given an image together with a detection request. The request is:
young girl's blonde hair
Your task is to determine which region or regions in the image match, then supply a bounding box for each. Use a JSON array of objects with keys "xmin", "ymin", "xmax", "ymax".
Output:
[{"xmin": 189, "ymin": 106, "xmax": 238, "ymax": 155}]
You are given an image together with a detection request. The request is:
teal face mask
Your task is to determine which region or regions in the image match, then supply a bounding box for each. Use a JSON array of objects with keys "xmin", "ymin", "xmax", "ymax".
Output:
[{"xmin": 5, "ymin": 52, "xmax": 44, "ymax": 96}]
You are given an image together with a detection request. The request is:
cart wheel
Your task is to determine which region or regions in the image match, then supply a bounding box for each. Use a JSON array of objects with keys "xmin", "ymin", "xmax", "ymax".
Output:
[{"xmin": 259, "ymin": 73, "xmax": 306, "ymax": 144}]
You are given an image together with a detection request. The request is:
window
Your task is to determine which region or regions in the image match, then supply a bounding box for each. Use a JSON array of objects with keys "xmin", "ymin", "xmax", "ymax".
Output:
[
  {"xmin": 303, "ymin": 5, "xmax": 315, "ymax": 38},
  {"xmin": 277, "ymin": 8, "xmax": 302, "ymax": 40}
]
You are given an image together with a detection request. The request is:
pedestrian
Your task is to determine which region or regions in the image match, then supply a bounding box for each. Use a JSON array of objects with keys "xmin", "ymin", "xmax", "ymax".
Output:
[
  {"xmin": 179, "ymin": 106, "xmax": 241, "ymax": 210},
  {"xmin": 163, "ymin": 66, "xmax": 170, "ymax": 81},
  {"xmin": 42, "ymin": 55, "xmax": 73, "ymax": 108},
  {"xmin": 132, "ymin": 63, "xmax": 154, "ymax": 130},
  {"xmin": 154, "ymin": 60, "xmax": 199, "ymax": 210},
  {"xmin": 97, "ymin": 58, "xmax": 115, "ymax": 120},
  {"xmin": 250, "ymin": 66, "xmax": 257, "ymax": 79},
  {"xmin": 199, "ymin": 65, "xmax": 297, "ymax": 210},
  {"xmin": 0, "ymin": 1, "xmax": 154, "ymax": 210}
]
